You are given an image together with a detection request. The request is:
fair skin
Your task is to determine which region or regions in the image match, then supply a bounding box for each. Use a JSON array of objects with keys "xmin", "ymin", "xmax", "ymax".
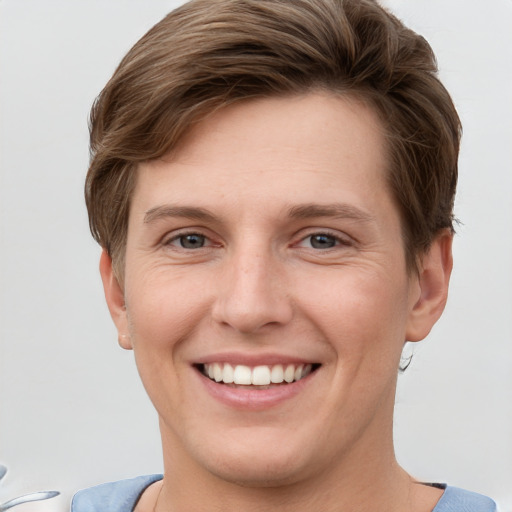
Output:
[{"xmin": 100, "ymin": 93, "xmax": 452, "ymax": 512}]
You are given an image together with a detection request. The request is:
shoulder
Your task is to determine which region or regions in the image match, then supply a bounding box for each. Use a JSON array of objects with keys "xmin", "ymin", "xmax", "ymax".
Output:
[
  {"xmin": 433, "ymin": 486, "xmax": 498, "ymax": 512},
  {"xmin": 71, "ymin": 474, "xmax": 163, "ymax": 512}
]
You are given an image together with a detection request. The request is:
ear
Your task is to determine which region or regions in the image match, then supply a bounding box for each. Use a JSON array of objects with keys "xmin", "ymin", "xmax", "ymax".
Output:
[
  {"xmin": 406, "ymin": 230, "xmax": 453, "ymax": 342},
  {"xmin": 99, "ymin": 249, "xmax": 133, "ymax": 350}
]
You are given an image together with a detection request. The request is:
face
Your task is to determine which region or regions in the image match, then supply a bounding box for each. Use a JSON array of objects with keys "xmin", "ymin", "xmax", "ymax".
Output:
[{"xmin": 102, "ymin": 93, "xmax": 450, "ymax": 488}]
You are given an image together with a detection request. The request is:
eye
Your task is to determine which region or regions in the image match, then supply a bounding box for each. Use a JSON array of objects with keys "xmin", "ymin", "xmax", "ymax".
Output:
[
  {"xmin": 168, "ymin": 233, "xmax": 208, "ymax": 249},
  {"xmin": 296, "ymin": 231, "xmax": 351, "ymax": 250},
  {"xmin": 308, "ymin": 234, "xmax": 337, "ymax": 249}
]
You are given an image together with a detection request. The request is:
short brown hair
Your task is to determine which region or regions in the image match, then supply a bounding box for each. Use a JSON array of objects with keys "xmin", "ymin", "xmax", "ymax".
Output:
[{"xmin": 85, "ymin": 0, "xmax": 461, "ymax": 278}]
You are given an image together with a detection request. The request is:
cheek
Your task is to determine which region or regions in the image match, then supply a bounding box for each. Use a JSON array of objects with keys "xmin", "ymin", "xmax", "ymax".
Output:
[
  {"xmin": 124, "ymin": 269, "xmax": 212, "ymax": 352},
  {"xmin": 296, "ymin": 268, "xmax": 410, "ymax": 358},
  {"xmin": 123, "ymin": 273, "xmax": 206, "ymax": 414}
]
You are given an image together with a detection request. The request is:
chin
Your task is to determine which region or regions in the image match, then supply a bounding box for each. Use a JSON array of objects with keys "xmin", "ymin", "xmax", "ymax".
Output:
[
  {"xmin": 204, "ymin": 456, "xmax": 310, "ymax": 488},
  {"xmin": 191, "ymin": 429, "xmax": 324, "ymax": 488}
]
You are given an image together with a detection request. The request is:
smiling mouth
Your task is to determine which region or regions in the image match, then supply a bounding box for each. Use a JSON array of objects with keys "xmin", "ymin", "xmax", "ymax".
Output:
[{"xmin": 197, "ymin": 362, "xmax": 321, "ymax": 387}]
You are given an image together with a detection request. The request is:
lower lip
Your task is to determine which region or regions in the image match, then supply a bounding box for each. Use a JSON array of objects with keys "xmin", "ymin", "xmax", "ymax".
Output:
[{"xmin": 195, "ymin": 368, "xmax": 317, "ymax": 410}]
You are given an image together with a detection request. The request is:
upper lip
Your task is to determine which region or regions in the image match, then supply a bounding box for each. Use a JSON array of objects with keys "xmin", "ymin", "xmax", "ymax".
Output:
[{"xmin": 193, "ymin": 352, "xmax": 320, "ymax": 366}]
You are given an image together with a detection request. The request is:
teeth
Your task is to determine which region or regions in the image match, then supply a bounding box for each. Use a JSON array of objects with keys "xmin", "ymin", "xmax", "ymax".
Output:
[
  {"xmin": 203, "ymin": 363, "xmax": 314, "ymax": 386},
  {"xmin": 223, "ymin": 363, "xmax": 234, "ymax": 384},
  {"xmin": 213, "ymin": 363, "xmax": 223, "ymax": 382},
  {"xmin": 233, "ymin": 365, "xmax": 252, "ymax": 385},
  {"xmin": 270, "ymin": 364, "xmax": 284, "ymax": 383},
  {"xmin": 284, "ymin": 364, "xmax": 295, "ymax": 383},
  {"xmin": 252, "ymin": 366, "xmax": 271, "ymax": 385}
]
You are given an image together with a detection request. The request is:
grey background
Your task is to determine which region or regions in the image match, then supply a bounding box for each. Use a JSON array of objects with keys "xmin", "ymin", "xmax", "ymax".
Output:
[{"xmin": 1, "ymin": 1, "xmax": 511, "ymax": 510}]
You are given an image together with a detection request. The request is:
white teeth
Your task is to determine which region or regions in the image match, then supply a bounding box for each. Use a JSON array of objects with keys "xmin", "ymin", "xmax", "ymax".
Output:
[
  {"xmin": 233, "ymin": 365, "xmax": 252, "ymax": 385},
  {"xmin": 284, "ymin": 364, "xmax": 295, "ymax": 383},
  {"xmin": 270, "ymin": 364, "xmax": 284, "ymax": 383},
  {"xmin": 252, "ymin": 365, "xmax": 271, "ymax": 385},
  {"xmin": 203, "ymin": 362, "xmax": 315, "ymax": 386},
  {"xmin": 213, "ymin": 363, "xmax": 223, "ymax": 382},
  {"xmin": 223, "ymin": 363, "xmax": 234, "ymax": 384}
]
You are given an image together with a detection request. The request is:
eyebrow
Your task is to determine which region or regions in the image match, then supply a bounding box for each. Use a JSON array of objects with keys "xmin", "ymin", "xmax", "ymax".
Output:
[
  {"xmin": 143, "ymin": 202, "xmax": 375, "ymax": 224},
  {"xmin": 144, "ymin": 205, "xmax": 218, "ymax": 224},
  {"xmin": 287, "ymin": 203, "xmax": 374, "ymax": 223}
]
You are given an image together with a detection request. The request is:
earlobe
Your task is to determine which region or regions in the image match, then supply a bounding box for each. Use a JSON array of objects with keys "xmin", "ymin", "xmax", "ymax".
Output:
[
  {"xmin": 99, "ymin": 250, "xmax": 133, "ymax": 350},
  {"xmin": 406, "ymin": 230, "xmax": 453, "ymax": 342}
]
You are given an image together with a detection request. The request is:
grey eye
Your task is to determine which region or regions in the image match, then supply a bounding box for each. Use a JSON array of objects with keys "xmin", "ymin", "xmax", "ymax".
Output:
[
  {"xmin": 309, "ymin": 234, "xmax": 336, "ymax": 249},
  {"xmin": 179, "ymin": 234, "xmax": 206, "ymax": 249}
]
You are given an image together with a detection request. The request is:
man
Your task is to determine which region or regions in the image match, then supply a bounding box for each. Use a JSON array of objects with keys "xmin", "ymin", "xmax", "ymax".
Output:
[{"xmin": 73, "ymin": 1, "xmax": 497, "ymax": 510}]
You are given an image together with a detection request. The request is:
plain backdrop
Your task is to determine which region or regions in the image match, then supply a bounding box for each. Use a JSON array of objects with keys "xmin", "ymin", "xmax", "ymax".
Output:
[{"xmin": 0, "ymin": 1, "xmax": 511, "ymax": 511}]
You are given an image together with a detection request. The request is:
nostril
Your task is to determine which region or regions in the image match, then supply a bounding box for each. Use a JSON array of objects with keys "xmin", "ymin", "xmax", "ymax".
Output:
[{"xmin": 210, "ymin": 266, "xmax": 293, "ymax": 333}]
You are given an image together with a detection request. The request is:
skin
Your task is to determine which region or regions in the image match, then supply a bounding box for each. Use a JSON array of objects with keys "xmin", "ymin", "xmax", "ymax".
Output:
[{"xmin": 100, "ymin": 93, "xmax": 453, "ymax": 512}]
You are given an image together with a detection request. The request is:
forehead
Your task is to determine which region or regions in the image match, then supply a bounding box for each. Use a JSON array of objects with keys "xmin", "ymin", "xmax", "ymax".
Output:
[{"xmin": 134, "ymin": 93, "xmax": 391, "ymax": 209}]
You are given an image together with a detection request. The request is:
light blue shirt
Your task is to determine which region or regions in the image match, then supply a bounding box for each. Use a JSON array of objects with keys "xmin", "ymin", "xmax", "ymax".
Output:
[{"xmin": 71, "ymin": 474, "xmax": 498, "ymax": 512}]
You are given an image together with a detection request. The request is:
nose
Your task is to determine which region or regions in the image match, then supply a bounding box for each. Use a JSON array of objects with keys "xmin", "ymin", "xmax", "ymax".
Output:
[{"xmin": 211, "ymin": 245, "xmax": 294, "ymax": 334}]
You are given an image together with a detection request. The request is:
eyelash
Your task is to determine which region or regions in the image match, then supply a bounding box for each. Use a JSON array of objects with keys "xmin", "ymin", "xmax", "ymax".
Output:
[
  {"xmin": 162, "ymin": 229, "xmax": 352, "ymax": 252},
  {"xmin": 295, "ymin": 231, "xmax": 352, "ymax": 251},
  {"xmin": 163, "ymin": 231, "xmax": 215, "ymax": 250}
]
